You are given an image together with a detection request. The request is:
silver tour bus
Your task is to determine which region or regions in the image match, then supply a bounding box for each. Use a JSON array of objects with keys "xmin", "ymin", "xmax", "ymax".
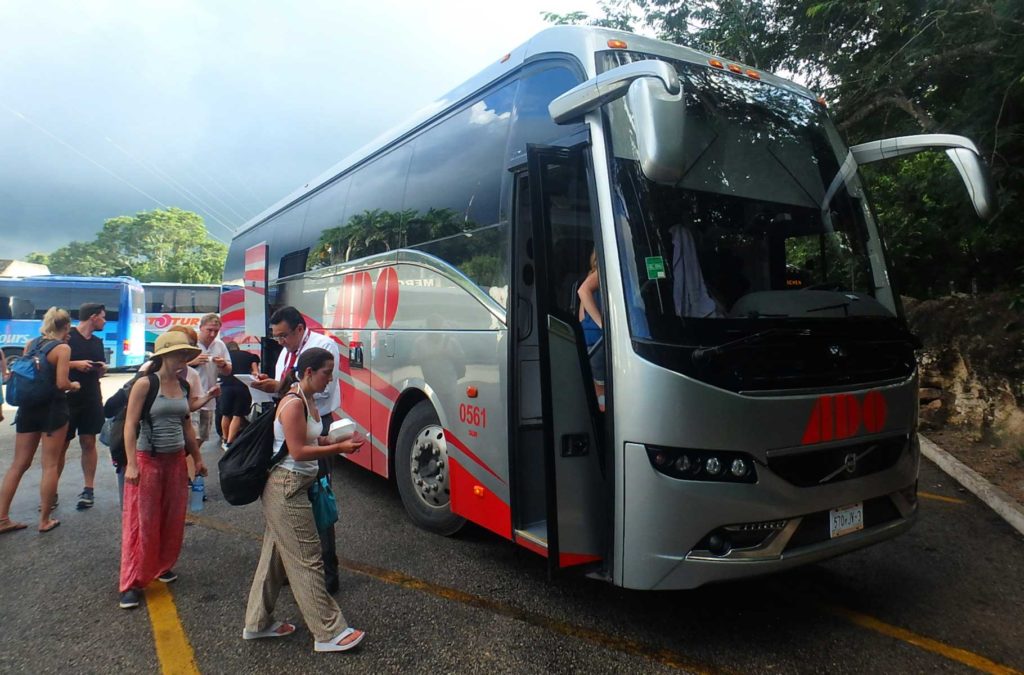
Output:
[{"xmin": 221, "ymin": 27, "xmax": 994, "ymax": 589}]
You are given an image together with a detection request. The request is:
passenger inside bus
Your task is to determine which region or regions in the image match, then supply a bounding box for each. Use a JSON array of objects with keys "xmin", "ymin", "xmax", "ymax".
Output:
[{"xmin": 577, "ymin": 249, "xmax": 605, "ymax": 412}]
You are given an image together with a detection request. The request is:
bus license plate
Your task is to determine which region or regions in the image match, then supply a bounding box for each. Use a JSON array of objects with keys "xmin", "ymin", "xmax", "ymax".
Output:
[{"xmin": 829, "ymin": 503, "xmax": 864, "ymax": 539}]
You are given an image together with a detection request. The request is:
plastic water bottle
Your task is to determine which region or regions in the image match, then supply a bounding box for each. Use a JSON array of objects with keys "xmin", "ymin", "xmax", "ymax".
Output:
[{"xmin": 190, "ymin": 476, "xmax": 205, "ymax": 512}]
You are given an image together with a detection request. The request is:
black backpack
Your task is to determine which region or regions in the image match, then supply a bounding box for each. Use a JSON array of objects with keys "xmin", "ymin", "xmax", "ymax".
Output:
[
  {"xmin": 104, "ymin": 373, "xmax": 190, "ymax": 467},
  {"xmin": 218, "ymin": 393, "xmax": 305, "ymax": 505}
]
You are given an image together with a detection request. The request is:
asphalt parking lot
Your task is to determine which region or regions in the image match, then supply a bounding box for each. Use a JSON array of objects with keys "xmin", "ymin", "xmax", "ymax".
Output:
[{"xmin": 0, "ymin": 374, "xmax": 1021, "ymax": 674}]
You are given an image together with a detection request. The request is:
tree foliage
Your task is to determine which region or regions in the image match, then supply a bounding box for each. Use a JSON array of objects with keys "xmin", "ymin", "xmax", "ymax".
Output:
[
  {"xmin": 545, "ymin": 0, "xmax": 1024, "ymax": 297},
  {"xmin": 38, "ymin": 208, "xmax": 227, "ymax": 283}
]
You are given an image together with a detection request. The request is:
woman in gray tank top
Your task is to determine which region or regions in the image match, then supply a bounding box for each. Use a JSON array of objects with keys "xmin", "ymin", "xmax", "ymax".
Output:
[{"xmin": 117, "ymin": 332, "xmax": 205, "ymax": 610}]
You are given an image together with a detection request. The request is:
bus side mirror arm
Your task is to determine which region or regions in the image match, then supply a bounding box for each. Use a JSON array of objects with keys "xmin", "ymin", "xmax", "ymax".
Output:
[
  {"xmin": 850, "ymin": 134, "xmax": 997, "ymax": 220},
  {"xmin": 548, "ymin": 60, "xmax": 680, "ymax": 124},
  {"xmin": 549, "ymin": 60, "xmax": 686, "ymax": 185}
]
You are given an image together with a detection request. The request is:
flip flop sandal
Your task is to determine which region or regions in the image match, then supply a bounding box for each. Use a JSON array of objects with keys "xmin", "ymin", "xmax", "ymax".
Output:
[
  {"xmin": 242, "ymin": 621, "xmax": 296, "ymax": 640},
  {"xmin": 39, "ymin": 519, "xmax": 61, "ymax": 533},
  {"xmin": 0, "ymin": 520, "xmax": 28, "ymax": 535},
  {"xmin": 314, "ymin": 627, "xmax": 365, "ymax": 652}
]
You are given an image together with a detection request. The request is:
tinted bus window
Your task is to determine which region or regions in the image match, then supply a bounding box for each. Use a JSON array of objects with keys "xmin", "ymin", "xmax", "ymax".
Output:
[
  {"xmin": 342, "ymin": 145, "xmax": 413, "ymax": 241},
  {"xmin": 404, "ymin": 81, "xmax": 517, "ymax": 235},
  {"xmin": 304, "ymin": 177, "xmax": 352, "ymax": 271},
  {"xmin": 507, "ymin": 65, "xmax": 585, "ymax": 162},
  {"xmin": 402, "ymin": 82, "xmax": 517, "ymax": 302},
  {"xmin": 224, "ymin": 224, "xmax": 269, "ymax": 286},
  {"xmin": 0, "ymin": 284, "xmax": 121, "ymax": 321}
]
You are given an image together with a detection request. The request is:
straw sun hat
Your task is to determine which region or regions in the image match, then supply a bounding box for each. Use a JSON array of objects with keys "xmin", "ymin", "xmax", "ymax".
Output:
[{"xmin": 152, "ymin": 331, "xmax": 202, "ymax": 361}]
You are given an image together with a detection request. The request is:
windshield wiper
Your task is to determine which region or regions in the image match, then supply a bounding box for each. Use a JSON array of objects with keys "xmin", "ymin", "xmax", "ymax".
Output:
[
  {"xmin": 691, "ymin": 327, "xmax": 811, "ymax": 365},
  {"xmin": 807, "ymin": 302, "xmax": 850, "ymax": 315}
]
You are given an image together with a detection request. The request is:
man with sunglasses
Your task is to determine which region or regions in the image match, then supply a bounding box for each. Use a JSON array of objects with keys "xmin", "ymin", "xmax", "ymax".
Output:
[{"xmin": 252, "ymin": 306, "xmax": 343, "ymax": 593}]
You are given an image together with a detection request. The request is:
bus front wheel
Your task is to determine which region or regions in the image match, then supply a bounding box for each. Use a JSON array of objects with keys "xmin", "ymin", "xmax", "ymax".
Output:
[{"xmin": 395, "ymin": 400, "xmax": 465, "ymax": 536}]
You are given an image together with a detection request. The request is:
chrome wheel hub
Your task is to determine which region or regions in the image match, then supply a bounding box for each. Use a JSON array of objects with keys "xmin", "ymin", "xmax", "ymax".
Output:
[{"xmin": 409, "ymin": 424, "xmax": 450, "ymax": 509}]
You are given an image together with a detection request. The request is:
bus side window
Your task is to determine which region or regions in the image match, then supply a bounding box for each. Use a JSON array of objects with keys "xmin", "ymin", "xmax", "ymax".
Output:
[{"xmin": 12, "ymin": 297, "xmax": 34, "ymax": 320}]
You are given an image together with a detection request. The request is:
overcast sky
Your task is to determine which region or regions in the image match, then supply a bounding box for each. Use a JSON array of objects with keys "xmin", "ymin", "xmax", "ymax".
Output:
[{"xmin": 0, "ymin": 0, "xmax": 601, "ymax": 259}]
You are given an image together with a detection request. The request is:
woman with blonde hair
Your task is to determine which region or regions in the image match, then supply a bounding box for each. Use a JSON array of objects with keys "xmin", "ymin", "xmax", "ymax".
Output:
[{"xmin": 0, "ymin": 307, "xmax": 80, "ymax": 534}]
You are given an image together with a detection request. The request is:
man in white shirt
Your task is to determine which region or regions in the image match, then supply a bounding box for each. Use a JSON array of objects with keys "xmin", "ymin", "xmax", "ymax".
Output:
[
  {"xmin": 253, "ymin": 305, "xmax": 343, "ymax": 593},
  {"xmin": 189, "ymin": 313, "xmax": 231, "ymax": 450}
]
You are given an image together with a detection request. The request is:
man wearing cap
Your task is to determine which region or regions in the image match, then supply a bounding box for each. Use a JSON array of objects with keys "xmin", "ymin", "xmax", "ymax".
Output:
[
  {"xmin": 64, "ymin": 303, "xmax": 109, "ymax": 510},
  {"xmin": 189, "ymin": 313, "xmax": 231, "ymax": 450},
  {"xmin": 252, "ymin": 305, "xmax": 343, "ymax": 593}
]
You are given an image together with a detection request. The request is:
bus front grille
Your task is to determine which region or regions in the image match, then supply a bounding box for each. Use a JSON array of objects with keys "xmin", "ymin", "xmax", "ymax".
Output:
[{"xmin": 767, "ymin": 435, "xmax": 909, "ymax": 487}]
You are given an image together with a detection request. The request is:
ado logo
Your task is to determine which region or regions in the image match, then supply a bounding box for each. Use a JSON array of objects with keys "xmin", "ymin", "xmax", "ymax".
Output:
[{"xmin": 801, "ymin": 391, "xmax": 887, "ymax": 445}]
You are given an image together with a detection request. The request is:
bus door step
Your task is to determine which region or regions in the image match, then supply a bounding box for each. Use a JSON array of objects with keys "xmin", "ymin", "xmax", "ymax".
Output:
[{"xmin": 515, "ymin": 522, "xmax": 549, "ymax": 550}]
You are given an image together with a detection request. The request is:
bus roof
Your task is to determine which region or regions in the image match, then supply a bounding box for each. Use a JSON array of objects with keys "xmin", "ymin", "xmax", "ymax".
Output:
[
  {"xmin": 0, "ymin": 275, "xmax": 141, "ymax": 287},
  {"xmin": 141, "ymin": 282, "xmax": 223, "ymax": 288},
  {"xmin": 232, "ymin": 25, "xmax": 818, "ymax": 240}
]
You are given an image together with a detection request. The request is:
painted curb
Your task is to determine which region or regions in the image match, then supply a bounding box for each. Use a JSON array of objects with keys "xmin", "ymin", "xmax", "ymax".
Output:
[{"xmin": 919, "ymin": 433, "xmax": 1024, "ymax": 537}]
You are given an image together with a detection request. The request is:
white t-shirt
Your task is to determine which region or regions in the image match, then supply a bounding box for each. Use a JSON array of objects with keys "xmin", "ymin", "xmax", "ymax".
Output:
[
  {"xmin": 273, "ymin": 328, "xmax": 341, "ymax": 417},
  {"xmin": 196, "ymin": 338, "xmax": 230, "ymax": 411}
]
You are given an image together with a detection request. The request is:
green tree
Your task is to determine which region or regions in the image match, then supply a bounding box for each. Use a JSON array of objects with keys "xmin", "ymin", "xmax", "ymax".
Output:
[
  {"xmin": 24, "ymin": 252, "xmax": 50, "ymax": 266},
  {"xmin": 44, "ymin": 208, "xmax": 227, "ymax": 283}
]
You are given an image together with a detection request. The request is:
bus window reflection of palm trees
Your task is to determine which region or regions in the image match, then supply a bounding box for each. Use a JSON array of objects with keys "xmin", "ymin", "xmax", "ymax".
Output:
[{"xmin": 308, "ymin": 208, "xmax": 505, "ymax": 291}]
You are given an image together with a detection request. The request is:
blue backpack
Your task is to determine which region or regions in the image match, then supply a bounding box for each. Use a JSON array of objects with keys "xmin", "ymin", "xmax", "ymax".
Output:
[{"xmin": 4, "ymin": 339, "xmax": 60, "ymax": 407}]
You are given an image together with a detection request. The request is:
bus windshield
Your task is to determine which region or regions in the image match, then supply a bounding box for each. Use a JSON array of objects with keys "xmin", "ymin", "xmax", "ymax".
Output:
[{"xmin": 600, "ymin": 52, "xmax": 898, "ymax": 346}]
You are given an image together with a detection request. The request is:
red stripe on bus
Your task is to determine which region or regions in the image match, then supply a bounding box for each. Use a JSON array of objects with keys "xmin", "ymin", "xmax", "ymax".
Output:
[
  {"xmin": 444, "ymin": 429, "xmax": 506, "ymax": 485},
  {"xmin": 449, "ymin": 457, "xmax": 511, "ymax": 540},
  {"xmin": 337, "ymin": 354, "xmax": 403, "ymax": 405},
  {"xmin": 559, "ymin": 552, "xmax": 602, "ymax": 567},
  {"xmin": 515, "ymin": 534, "xmax": 548, "ymax": 558}
]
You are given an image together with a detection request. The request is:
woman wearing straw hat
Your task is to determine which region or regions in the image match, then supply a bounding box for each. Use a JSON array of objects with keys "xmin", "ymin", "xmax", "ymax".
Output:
[{"xmin": 118, "ymin": 331, "xmax": 205, "ymax": 609}]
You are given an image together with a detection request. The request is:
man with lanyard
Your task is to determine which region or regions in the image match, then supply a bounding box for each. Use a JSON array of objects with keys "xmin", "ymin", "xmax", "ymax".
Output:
[
  {"xmin": 64, "ymin": 303, "xmax": 109, "ymax": 510},
  {"xmin": 189, "ymin": 313, "xmax": 231, "ymax": 455},
  {"xmin": 253, "ymin": 305, "xmax": 343, "ymax": 594}
]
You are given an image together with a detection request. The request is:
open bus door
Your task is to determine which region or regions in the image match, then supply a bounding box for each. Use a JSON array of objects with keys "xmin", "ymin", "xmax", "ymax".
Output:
[{"xmin": 510, "ymin": 144, "xmax": 609, "ymax": 575}]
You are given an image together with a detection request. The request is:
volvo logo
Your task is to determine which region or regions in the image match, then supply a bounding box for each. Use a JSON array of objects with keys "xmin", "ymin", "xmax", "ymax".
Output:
[
  {"xmin": 818, "ymin": 444, "xmax": 878, "ymax": 484},
  {"xmin": 828, "ymin": 344, "xmax": 845, "ymax": 358}
]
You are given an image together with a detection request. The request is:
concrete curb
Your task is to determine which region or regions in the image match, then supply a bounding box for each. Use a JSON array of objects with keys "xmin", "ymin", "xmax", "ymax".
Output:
[{"xmin": 919, "ymin": 433, "xmax": 1024, "ymax": 537}]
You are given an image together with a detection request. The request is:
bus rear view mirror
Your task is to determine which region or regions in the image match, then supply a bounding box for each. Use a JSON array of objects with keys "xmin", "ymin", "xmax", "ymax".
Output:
[
  {"xmin": 548, "ymin": 59, "xmax": 685, "ymax": 185},
  {"xmin": 850, "ymin": 134, "xmax": 996, "ymax": 220},
  {"xmin": 626, "ymin": 76, "xmax": 686, "ymax": 185}
]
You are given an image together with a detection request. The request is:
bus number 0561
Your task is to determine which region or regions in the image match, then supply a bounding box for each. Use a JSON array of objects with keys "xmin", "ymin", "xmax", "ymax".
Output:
[{"xmin": 459, "ymin": 404, "xmax": 487, "ymax": 428}]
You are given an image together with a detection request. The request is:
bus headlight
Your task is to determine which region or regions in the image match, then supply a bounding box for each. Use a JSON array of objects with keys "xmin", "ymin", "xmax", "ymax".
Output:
[{"xmin": 645, "ymin": 446, "xmax": 758, "ymax": 483}]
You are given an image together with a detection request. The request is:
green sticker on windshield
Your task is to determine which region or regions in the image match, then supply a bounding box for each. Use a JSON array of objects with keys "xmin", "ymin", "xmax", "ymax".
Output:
[{"xmin": 645, "ymin": 256, "xmax": 667, "ymax": 280}]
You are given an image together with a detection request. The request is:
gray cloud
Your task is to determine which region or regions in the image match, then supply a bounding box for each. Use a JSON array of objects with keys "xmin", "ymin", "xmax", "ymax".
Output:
[{"xmin": 1, "ymin": 0, "xmax": 594, "ymax": 258}]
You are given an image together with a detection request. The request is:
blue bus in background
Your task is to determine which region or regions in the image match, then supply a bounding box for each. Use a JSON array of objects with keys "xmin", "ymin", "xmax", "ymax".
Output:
[{"xmin": 0, "ymin": 275, "xmax": 146, "ymax": 368}]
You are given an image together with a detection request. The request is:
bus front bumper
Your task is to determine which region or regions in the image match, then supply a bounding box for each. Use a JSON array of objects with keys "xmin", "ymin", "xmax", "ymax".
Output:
[{"xmin": 617, "ymin": 439, "xmax": 919, "ymax": 590}]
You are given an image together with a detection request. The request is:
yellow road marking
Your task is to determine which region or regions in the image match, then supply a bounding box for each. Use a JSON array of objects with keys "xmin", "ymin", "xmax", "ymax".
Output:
[
  {"xmin": 919, "ymin": 491, "xmax": 966, "ymax": 504},
  {"xmin": 186, "ymin": 513, "xmax": 1017, "ymax": 674},
  {"xmin": 145, "ymin": 583, "xmax": 200, "ymax": 675},
  {"xmin": 186, "ymin": 514, "xmax": 723, "ymax": 673},
  {"xmin": 825, "ymin": 605, "xmax": 1021, "ymax": 675}
]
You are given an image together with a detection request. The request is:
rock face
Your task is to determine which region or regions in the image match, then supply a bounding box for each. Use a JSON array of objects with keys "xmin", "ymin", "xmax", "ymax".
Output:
[{"xmin": 905, "ymin": 293, "xmax": 1024, "ymax": 445}]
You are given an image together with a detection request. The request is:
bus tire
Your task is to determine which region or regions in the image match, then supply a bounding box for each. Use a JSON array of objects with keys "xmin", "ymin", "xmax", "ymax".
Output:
[{"xmin": 395, "ymin": 400, "xmax": 465, "ymax": 536}]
